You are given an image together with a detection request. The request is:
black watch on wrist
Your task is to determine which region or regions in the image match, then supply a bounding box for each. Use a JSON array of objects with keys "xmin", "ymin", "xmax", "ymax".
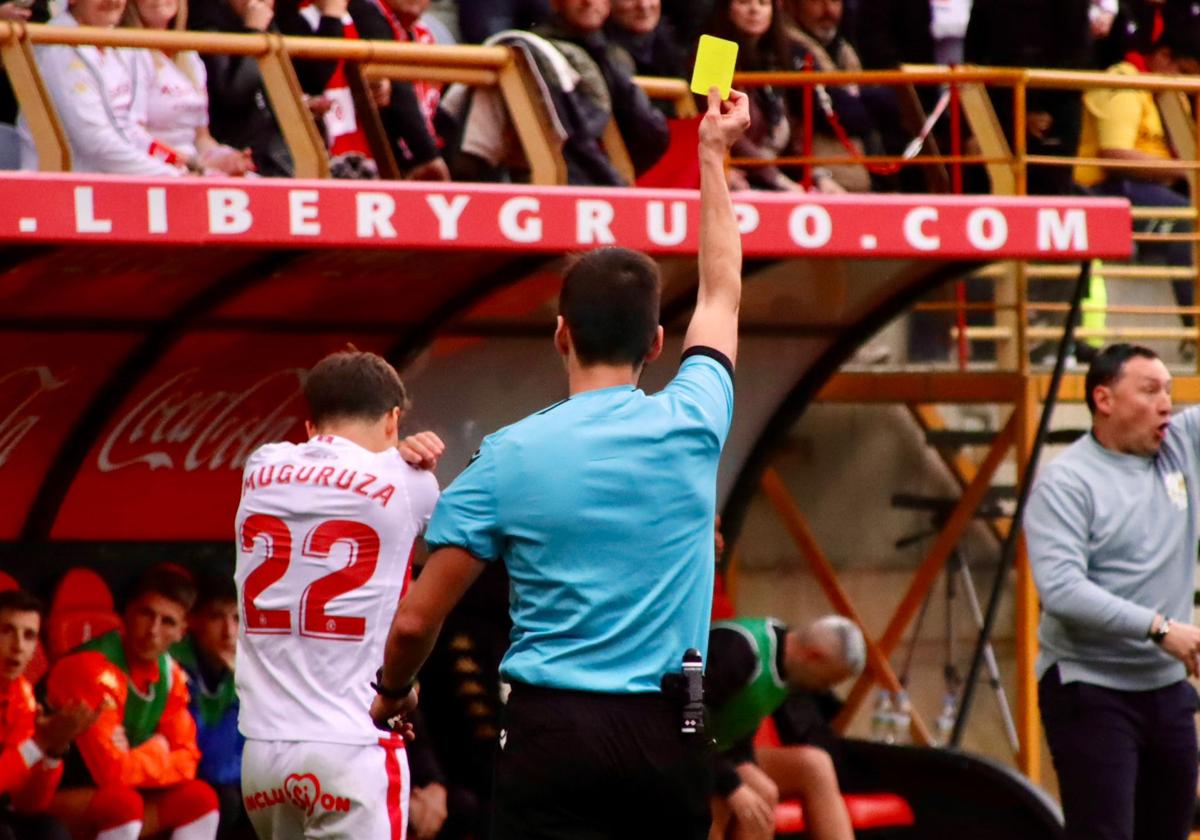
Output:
[
  {"xmin": 1150, "ymin": 617, "xmax": 1172, "ymax": 645},
  {"xmin": 371, "ymin": 668, "xmax": 414, "ymax": 700}
]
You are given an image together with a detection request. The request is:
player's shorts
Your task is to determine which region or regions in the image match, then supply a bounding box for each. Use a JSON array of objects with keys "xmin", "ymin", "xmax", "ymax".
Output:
[{"xmin": 241, "ymin": 736, "xmax": 409, "ymax": 840}]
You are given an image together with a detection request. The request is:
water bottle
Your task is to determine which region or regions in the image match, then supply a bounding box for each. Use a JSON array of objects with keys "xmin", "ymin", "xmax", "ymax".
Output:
[
  {"xmin": 892, "ymin": 690, "xmax": 912, "ymax": 745},
  {"xmin": 870, "ymin": 690, "xmax": 895, "ymax": 743},
  {"xmin": 935, "ymin": 691, "xmax": 957, "ymax": 746}
]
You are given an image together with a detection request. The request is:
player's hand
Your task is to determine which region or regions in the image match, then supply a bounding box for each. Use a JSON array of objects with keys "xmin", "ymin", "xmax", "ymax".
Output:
[
  {"xmin": 34, "ymin": 702, "xmax": 99, "ymax": 758},
  {"xmin": 1159, "ymin": 619, "xmax": 1200, "ymax": 676},
  {"xmin": 727, "ymin": 784, "xmax": 775, "ymax": 835},
  {"xmin": 399, "ymin": 432, "xmax": 445, "ymax": 471},
  {"xmin": 408, "ymin": 782, "xmax": 449, "ymax": 840},
  {"xmin": 369, "ymin": 685, "xmax": 419, "ymax": 734},
  {"xmin": 699, "ymin": 87, "xmax": 750, "ymax": 157}
]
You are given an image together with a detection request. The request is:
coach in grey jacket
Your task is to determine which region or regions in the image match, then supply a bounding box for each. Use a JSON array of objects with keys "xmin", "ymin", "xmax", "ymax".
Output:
[{"xmin": 1026, "ymin": 343, "xmax": 1200, "ymax": 840}]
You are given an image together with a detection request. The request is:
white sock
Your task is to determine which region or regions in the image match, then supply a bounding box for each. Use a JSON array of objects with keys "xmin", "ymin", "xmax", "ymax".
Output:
[
  {"xmin": 96, "ymin": 822, "xmax": 143, "ymax": 840},
  {"xmin": 170, "ymin": 810, "xmax": 220, "ymax": 840}
]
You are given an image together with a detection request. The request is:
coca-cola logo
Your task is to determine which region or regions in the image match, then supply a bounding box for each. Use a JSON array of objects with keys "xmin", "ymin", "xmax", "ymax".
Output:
[
  {"xmin": 98, "ymin": 368, "xmax": 306, "ymax": 473},
  {"xmin": 0, "ymin": 366, "xmax": 69, "ymax": 468}
]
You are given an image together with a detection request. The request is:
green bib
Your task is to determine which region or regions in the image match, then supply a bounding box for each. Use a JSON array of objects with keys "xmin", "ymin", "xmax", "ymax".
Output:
[
  {"xmin": 80, "ymin": 630, "xmax": 171, "ymax": 748},
  {"xmin": 709, "ymin": 618, "xmax": 789, "ymax": 752},
  {"xmin": 170, "ymin": 637, "xmax": 236, "ymax": 727}
]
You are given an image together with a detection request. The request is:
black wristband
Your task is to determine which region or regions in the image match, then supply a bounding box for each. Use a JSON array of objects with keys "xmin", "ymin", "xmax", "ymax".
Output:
[{"xmin": 371, "ymin": 668, "xmax": 414, "ymax": 700}]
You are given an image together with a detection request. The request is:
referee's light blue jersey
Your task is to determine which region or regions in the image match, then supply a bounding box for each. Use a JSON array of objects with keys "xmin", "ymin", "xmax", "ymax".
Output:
[{"xmin": 425, "ymin": 350, "xmax": 734, "ymax": 694}]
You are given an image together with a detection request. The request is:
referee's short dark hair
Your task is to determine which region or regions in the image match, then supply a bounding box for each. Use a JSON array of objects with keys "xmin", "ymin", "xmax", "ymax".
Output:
[
  {"xmin": 1085, "ymin": 343, "xmax": 1160, "ymax": 414},
  {"xmin": 560, "ymin": 248, "xmax": 662, "ymax": 367},
  {"xmin": 304, "ymin": 349, "xmax": 409, "ymax": 426},
  {"xmin": 0, "ymin": 589, "xmax": 44, "ymax": 619}
]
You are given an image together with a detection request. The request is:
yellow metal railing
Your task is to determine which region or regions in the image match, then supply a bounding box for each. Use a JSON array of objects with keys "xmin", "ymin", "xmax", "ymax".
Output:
[{"xmin": 3, "ymin": 24, "xmax": 1197, "ymax": 365}]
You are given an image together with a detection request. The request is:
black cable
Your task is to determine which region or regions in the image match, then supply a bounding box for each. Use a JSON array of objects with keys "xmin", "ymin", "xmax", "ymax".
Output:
[{"xmin": 949, "ymin": 259, "xmax": 1093, "ymax": 747}]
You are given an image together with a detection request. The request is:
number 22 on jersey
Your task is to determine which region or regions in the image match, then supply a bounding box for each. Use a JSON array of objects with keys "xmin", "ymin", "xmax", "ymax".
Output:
[{"xmin": 240, "ymin": 513, "xmax": 380, "ymax": 641}]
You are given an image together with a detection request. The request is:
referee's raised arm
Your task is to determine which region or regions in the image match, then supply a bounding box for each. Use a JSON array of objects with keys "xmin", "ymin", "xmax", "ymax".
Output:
[{"xmin": 684, "ymin": 87, "xmax": 752, "ymax": 369}]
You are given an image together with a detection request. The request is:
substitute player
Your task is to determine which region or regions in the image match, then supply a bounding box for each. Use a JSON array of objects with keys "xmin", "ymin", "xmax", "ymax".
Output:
[
  {"xmin": 0, "ymin": 589, "xmax": 95, "ymax": 840},
  {"xmin": 371, "ymin": 87, "xmax": 752, "ymax": 839},
  {"xmin": 234, "ymin": 350, "xmax": 441, "ymax": 840},
  {"xmin": 46, "ymin": 565, "xmax": 220, "ymax": 840}
]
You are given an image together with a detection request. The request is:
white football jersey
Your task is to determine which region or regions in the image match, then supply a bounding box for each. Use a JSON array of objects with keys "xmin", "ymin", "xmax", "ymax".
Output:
[{"xmin": 234, "ymin": 435, "xmax": 439, "ymax": 745}]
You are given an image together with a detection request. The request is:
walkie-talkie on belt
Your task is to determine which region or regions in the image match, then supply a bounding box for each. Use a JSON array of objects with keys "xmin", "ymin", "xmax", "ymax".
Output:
[{"xmin": 681, "ymin": 648, "xmax": 705, "ymax": 735}]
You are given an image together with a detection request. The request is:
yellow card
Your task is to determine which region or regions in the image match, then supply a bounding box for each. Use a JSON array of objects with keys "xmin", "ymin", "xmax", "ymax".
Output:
[{"xmin": 690, "ymin": 35, "xmax": 738, "ymax": 100}]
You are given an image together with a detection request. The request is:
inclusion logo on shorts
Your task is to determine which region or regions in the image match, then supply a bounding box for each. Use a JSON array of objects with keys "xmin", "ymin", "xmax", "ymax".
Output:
[{"xmin": 244, "ymin": 772, "xmax": 352, "ymax": 816}]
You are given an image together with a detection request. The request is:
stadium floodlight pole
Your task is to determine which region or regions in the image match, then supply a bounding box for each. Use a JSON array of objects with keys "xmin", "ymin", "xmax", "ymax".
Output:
[{"xmin": 949, "ymin": 259, "xmax": 1093, "ymax": 749}]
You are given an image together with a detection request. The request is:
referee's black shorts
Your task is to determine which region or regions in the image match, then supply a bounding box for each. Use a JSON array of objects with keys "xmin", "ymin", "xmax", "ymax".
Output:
[{"xmin": 493, "ymin": 681, "xmax": 712, "ymax": 840}]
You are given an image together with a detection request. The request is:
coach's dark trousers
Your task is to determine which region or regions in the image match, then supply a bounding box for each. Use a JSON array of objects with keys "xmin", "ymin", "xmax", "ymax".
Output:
[
  {"xmin": 492, "ymin": 682, "xmax": 712, "ymax": 840},
  {"xmin": 1039, "ymin": 665, "xmax": 1199, "ymax": 840}
]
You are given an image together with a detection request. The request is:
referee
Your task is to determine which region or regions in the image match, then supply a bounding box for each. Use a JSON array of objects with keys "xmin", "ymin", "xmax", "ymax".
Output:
[{"xmin": 370, "ymin": 87, "xmax": 751, "ymax": 839}]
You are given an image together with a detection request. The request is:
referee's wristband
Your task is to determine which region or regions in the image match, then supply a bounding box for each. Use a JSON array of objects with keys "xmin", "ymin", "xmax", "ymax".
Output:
[{"xmin": 372, "ymin": 669, "xmax": 414, "ymax": 700}]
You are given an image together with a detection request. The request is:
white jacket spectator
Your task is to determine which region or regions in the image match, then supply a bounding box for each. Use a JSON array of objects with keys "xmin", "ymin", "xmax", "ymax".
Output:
[
  {"xmin": 127, "ymin": 0, "xmax": 253, "ymax": 175},
  {"xmin": 140, "ymin": 50, "xmax": 208, "ymax": 160},
  {"xmin": 20, "ymin": 7, "xmax": 182, "ymax": 175}
]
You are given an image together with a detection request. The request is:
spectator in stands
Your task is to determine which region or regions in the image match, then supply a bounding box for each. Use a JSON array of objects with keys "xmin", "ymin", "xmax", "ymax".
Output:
[
  {"xmin": 782, "ymin": 0, "xmax": 884, "ymax": 192},
  {"xmin": 1074, "ymin": 29, "xmax": 1199, "ymax": 325},
  {"xmin": 451, "ymin": 0, "xmax": 670, "ymax": 185},
  {"xmin": 661, "ymin": 0, "xmax": 715, "ymax": 50},
  {"xmin": 703, "ymin": 0, "xmax": 811, "ymax": 192},
  {"xmin": 0, "ymin": 0, "xmax": 49, "ymax": 169},
  {"xmin": 188, "ymin": 0, "xmax": 294, "ymax": 176},
  {"xmin": 356, "ymin": 0, "xmax": 451, "ymax": 179},
  {"xmin": 839, "ymin": 0, "xmax": 932, "ymax": 68},
  {"xmin": 456, "ymin": 0, "xmax": 550, "ymax": 43},
  {"xmin": 604, "ymin": 0, "xmax": 687, "ymax": 80},
  {"xmin": 965, "ymin": 0, "xmax": 1090, "ymax": 196},
  {"xmin": 928, "ymin": 0, "xmax": 970, "ymax": 64},
  {"xmin": 275, "ymin": 0, "xmax": 451, "ymax": 179},
  {"xmin": 0, "ymin": 590, "xmax": 94, "ymax": 840},
  {"xmin": 19, "ymin": 0, "xmax": 186, "ymax": 175},
  {"xmin": 124, "ymin": 0, "xmax": 255, "ymax": 175},
  {"xmin": 706, "ymin": 615, "xmax": 865, "ymax": 840},
  {"xmin": 46, "ymin": 565, "xmax": 219, "ymax": 840},
  {"xmin": 169, "ymin": 575, "xmax": 245, "ymax": 840}
]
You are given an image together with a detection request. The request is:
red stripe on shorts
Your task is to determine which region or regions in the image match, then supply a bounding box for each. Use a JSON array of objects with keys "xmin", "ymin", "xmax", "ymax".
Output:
[{"xmin": 380, "ymin": 735, "xmax": 406, "ymax": 840}]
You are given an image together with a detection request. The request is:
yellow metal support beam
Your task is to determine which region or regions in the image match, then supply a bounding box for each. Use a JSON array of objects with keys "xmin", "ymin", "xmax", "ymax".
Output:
[
  {"xmin": 761, "ymin": 467, "xmax": 935, "ymax": 746},
  {"xmin": 834, "ymin": 414, "xmax": 1018, "ymax": 733}
]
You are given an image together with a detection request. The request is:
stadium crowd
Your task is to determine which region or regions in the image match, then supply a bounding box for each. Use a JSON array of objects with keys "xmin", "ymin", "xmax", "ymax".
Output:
[{"xmin": 1, "ymin": 0, "xmax": 1198, "ymax": 195}]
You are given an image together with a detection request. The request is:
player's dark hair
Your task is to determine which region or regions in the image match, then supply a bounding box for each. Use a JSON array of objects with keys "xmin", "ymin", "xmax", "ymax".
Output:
[
  {"xmin": 304, "ymin": 350, "xmax": 409, "ymax": 426},
  {"xmin": 192, "ymin": 573, "xmax": 237, "ymax": 614},
  {"xmin": 559, "ymin": 248, "xmax": 662, "ymax": 367},
  {"xmin": 0, "ymin": 589, "xmax": 44, "ymax": 619},
  {"xmin": 129, "ymin": 564, "xmax": 196, "ymax": 613},
  {"xmin": 1085, "ymin": 343, "xmax": 1160, "ymax": 414}
]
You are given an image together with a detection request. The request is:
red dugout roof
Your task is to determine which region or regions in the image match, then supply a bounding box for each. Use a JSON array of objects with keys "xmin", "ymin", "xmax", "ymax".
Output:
[{"xmin": 0, "ymin": 174, "xmax": 1131, "ymax": 542}]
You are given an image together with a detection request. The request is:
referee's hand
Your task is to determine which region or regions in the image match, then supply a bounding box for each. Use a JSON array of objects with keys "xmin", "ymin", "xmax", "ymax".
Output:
[
  {"xmin": 370, "ymin": 686, "xmax": 419, "ymax": 738},
  {"xmin": 726, "ymin": 784, "xmax": 775, "ymax": 835}
]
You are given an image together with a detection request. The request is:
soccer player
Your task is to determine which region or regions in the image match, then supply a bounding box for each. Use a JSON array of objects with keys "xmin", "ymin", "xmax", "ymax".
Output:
[
  {"xmin": 234, "ymin": 350, "xmax": 441, "ymax": 840},
  {"xmin": 0, "ymin": 589, "xmax": 94, "ymax": 840},
  {"xmin": 370, "ymin": 86, "xmax": 752, "ymax": 839},
  {"xmin": 706, "ymin": 616, "xmax": 865, "ymax": 840},
  {"xmin": 171, "ymin": 573, "xmax": 246, "ymax": 839},
  {"xmin": 46, "ymin": 564, "xmax": 220, "ymax": 840}
]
